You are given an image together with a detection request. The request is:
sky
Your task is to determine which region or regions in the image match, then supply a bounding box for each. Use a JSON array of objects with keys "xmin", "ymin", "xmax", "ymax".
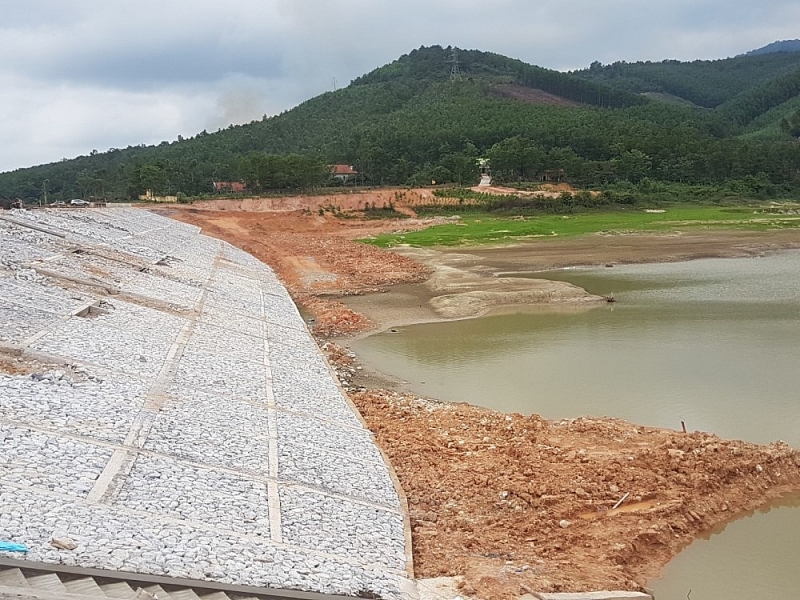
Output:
[{"xmin": 1, "ymin": 0, "xmax": 798, "ymax": 173}]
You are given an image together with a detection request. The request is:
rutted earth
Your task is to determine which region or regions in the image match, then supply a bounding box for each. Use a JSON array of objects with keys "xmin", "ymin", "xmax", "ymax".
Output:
[
  {"xmin": 347, "ymin": 386, "xmax": 800, "ymax": 600},
  {"xmin": 161, "ymin": 197, "xmax": 800, "ymax": 600}
]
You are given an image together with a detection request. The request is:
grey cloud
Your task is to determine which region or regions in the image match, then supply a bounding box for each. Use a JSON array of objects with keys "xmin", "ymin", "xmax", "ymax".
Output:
[
  {"xmin": 0, "ymin": 79, "xmax": 214, "ymax": 171},
  {"xmin": 41, "ymin": 43, "xmax": 287, "ymax": 88},
  {"xmin": 2, "ymin": 0, "xmax": 800, "ymax": 171},
  {"xmin": 0, "ymin": 4, "xmax": 292, "ymax": 88},
  {"xmin": 0, "ymin": 1, "xmax": 87, "ymax": 27}
]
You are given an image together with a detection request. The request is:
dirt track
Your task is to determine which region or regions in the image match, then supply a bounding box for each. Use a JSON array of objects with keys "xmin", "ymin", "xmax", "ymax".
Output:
[{"xmin": 160, "ymin": 199, "xmax": 800, "ymax": 600}]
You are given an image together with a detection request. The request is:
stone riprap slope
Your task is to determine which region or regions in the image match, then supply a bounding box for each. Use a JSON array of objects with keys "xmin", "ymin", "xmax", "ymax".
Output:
[{"xmin": 0, "ymin": 208, "xmax": 410, "ymax": 599}]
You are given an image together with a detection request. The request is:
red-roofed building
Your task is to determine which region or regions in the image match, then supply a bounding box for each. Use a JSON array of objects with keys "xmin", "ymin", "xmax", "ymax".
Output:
[
  {"xmin": 330, "ymin": 164, "xmax": 358, "ymax": 183},
  {"xmin": 212, "ymin": 181, "xmax": 247, "ymax": 193}
]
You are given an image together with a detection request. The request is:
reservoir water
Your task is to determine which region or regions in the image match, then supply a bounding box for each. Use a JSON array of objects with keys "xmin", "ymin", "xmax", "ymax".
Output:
[{"xmin": 351, "ymin": 250, "xmax": 800, "ymax": 600}]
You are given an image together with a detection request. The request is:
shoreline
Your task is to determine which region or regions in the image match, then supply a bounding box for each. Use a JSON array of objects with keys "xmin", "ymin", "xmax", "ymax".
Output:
[
  {"xmin": 335, "ymin": 240, "xmax": 800, "ymax": 403},
  {"xmin": 327, "ymin": 236, "xmax": 800, "ymax": 599},
  {"xmin": 336, "ymin": 229, "xmax": 800, "ymax": 338},
  {"xmin": 339, "ymin": 382, "xmax": 800, "ymax": 600},
  {"xmin": 162, "ymin": 207, "xmax": 800, "ymax": 600}
]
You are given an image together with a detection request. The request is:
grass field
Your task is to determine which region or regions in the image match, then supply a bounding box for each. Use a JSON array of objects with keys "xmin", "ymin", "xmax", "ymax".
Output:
[{"xmin": 363, "ymin": 205, "xmax": 800, "ymax": 247}]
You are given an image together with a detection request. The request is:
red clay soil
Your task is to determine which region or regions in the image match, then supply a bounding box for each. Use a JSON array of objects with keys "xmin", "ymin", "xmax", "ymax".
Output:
[
  {"xmin": 188, "ymin": 188, "xmax": 437, "ymax": 213},
  {"xmin": 162, "ymin": 200, "xmax": 800, "ymax": 600},
  {"xmin": 349, "ymin": 387, "xmax": 800, "ymax": 600},
  {"xmin": 162, "ymin": 207, "xmax": 431, "ymax": 336}
]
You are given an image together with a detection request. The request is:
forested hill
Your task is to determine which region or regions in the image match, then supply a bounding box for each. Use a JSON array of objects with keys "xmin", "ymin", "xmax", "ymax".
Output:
[
  {"xmin": 745, "ymin": 40, "xmax": 800, "ymax": 56},
  {"xmin": 2, "ymin": 45, "xmax": 800, "ymax": 202},
  {"xmin": 572, "ymin": 51, "xmax": 800, "ymax": 109},
  {"xmin": 351, "ymin": 46, "xmax": 645, "ymax": 108}
]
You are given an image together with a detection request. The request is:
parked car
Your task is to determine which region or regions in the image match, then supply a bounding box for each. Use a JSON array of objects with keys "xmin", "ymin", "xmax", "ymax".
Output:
[
  {"xmin": 70, "ymin": 199, "xmax": 90, "ymax": 206},
  {"xmin": 50, "ymin": 200, "xmax": 66, "ymax": 206}
]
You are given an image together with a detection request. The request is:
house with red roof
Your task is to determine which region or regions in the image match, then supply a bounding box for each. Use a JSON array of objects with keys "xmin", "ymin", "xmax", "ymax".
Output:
[{"xmin": 330, "ymin": 164, "xmax": 358, "ymax": 183}]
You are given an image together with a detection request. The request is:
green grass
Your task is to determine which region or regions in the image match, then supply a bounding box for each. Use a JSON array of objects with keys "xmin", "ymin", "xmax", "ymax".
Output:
[{"xmin": 361, "ymin": 205, "xmax": 800, "ymax": 247}]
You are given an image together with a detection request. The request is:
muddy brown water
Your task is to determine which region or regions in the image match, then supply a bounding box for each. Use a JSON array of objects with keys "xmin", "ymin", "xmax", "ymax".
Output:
[{"xmin": 351, "ymin": 250, "xmax": 800, "ymax": 600}]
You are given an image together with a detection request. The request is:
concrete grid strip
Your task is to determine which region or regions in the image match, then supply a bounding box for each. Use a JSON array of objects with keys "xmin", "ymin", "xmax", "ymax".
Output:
[
  {"xmin": 0, "ymin": 413, "xmax": 402, "ymax": 516},
  {"xmin": 259, "ymin": 286, "xmax": 283, "ymax": 544},
  {"xmin": 1, "ymin": 478, "xmax": 411, "ymax": 581},
  {"xmin": 0, "ymin": 412, "xmax": 401, "ymax": 512},
  {"xmin": 17, "ymin": 302, "xmax": 99, "ymax": 349},
  {"xmin": 87, "ymin": 256, "xmax": 218, "ymax": 504}
]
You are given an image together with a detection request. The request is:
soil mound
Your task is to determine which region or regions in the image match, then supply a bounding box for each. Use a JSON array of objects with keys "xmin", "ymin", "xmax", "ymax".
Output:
[{"xmin": 350, "ymin": 388, "xmax": 800, "ymax": 600}]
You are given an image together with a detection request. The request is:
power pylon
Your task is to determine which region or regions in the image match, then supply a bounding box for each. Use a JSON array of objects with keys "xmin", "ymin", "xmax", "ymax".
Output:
[{"xmin": 449, "ymin": 48, "xmax": 462, "ymax": 82}]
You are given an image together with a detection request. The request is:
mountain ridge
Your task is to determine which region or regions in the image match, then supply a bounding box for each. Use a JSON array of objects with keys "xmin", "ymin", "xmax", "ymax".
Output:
[
  {"xmin": 1, "ymin": 44, "xmax": 799, "ymax": 201},
  {"xmin": 743, "ymin": 39, "xmax": 800, "ymax": 56}
]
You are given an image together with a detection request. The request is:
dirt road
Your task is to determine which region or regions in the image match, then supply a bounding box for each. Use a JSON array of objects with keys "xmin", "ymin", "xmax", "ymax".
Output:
[{"xmin": 160, "ymin": 200, "xmax": 800, "ymax": 600}]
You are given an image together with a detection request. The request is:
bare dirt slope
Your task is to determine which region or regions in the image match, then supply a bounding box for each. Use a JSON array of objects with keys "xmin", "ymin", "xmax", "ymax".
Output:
[
  {"xmin": 188, "ymin": 188, "xmax": 436, "ymax": 213},
  {"xmin": 348, "ymin": 386, "xmax": 800, "ymax": 600},
  {"xmin": 490, "ymin": 83, "xmax": 583, "ymax": 107},
  {"xmin": 163, "ymin": 207, "xmax": 431, "ymax": 336}
]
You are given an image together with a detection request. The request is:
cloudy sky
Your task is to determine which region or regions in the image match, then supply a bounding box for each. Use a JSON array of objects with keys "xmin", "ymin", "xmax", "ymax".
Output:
[{"xmin": 1, "ymin": 0, "xmax": 797, "ymax": 173}]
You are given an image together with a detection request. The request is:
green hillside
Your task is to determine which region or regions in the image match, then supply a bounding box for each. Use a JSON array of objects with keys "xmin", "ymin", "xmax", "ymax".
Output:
[
  {"xmin": 572, "ymin": 51, "xmax": 800, "ymax": 137},
  {"xmin": 745, "ymin": 40, "xmax": 800, "ymax": 56},
  {"xmin": 572, "ymin": 52, "xmax": 800, "ymax": 109},
  {"xmin": 2, "ymin": 45, "xmax": 800, "ymax": 202},
  {"xmin": 742, "ymin": 96, "xmax": 800, "ymax": 140}
]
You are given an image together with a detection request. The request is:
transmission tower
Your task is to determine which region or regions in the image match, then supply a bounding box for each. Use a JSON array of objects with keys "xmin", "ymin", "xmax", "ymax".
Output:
[{"xmin": 449, "ymin": 48, "xmax": 462, "ymax": 82}]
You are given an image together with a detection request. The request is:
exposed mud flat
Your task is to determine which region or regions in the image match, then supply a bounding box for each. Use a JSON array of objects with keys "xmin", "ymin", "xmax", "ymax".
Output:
[
  {"xmin": 340, "ymin": 229, "xmax": 800, "ymax": 335},
  {"xmin": 341, "ymin": 246, "xmax": 606, "ymax": 334},
  {"xmin": 405, "ymin": 247, "xmax": 605, "ymax": 319},
  {"xmin": 425, "ymin": 229, "xmax": 800, "ymax": 273}
]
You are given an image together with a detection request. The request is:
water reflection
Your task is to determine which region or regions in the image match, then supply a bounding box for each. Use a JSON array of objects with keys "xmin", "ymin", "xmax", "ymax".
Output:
[{"xmin": 650, "ymin": 493, "xmax": 800, "ymax": 600}]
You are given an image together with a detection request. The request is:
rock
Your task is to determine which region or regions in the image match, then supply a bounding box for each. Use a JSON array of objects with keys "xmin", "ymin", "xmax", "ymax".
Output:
[
  {"xmin": 50, "ymin": 536, "xmax": 78, "ymax": 550},
  {"xmin": 559, "ymin": 519, "xmax": 571, "ymax": 529},
  {"xmin": 423, "ymin": 511, "xmax": 438, "ymax": 522},
  {"xmin": 0, "ymin": 209, "xmax": 408, "ymax": 599}
]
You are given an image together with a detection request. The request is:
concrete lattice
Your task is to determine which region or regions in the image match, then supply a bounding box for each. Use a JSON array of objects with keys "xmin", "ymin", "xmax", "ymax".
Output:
[{"xmin": 0, "ymin": 208, "xmax": 411, "ymax": 599}]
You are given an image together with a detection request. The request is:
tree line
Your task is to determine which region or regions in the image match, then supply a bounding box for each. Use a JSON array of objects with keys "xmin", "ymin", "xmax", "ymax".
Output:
[{"xmin": 2, "ymin": 46, "xmax": 800, "ymax": 202}]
